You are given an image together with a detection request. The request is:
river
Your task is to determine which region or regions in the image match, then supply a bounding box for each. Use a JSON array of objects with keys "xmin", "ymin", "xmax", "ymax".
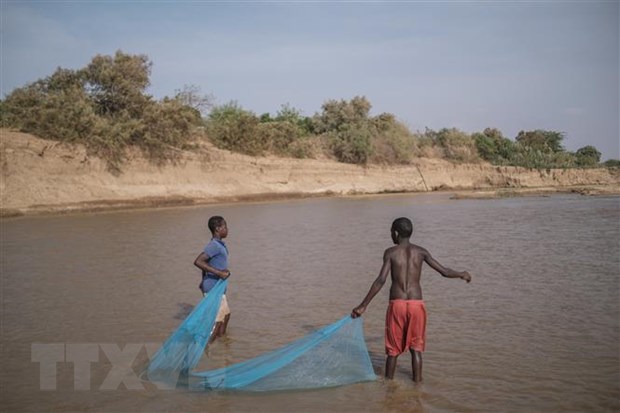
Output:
[{"xmin": 1, "ymin": 192, "xmax": 619, "ymax": 412}]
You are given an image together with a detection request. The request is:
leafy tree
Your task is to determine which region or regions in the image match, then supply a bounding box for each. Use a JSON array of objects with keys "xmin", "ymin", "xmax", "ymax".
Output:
[
  {"xmin": 206, "ymin": 102, "xmax": 263, "ymax": 155},
  {"xmin": 422, "ymin": 128, "xmax": 479, "ymax": 162},
  {"xmin": 574, "ymin": 145, "xmax": 601, "ymax": 166},
  {"xmin": 313, "ymin": 96, "xmax": 373, "ymax": 164},
  {"xmin": 2, "ymin": 50, "xmax": 202, "ymax": 171},
  {"xmin": 515, "ymin": 130, "xmax": 565, "ymax": 153},
  {"xmin": 2, "ymin": 68, "xmax": 98, "ymax": 143},
  {"xmin": 370, "ymin": 116, "xmax": 415, "ymax": 164},
  {"xmin": 329, "ymin": 123, "xmax": 372, "ymax": 164},
  {"xmin": 274, "ymin": 103, "xmax": 310, "ymax": 136},
  {"xmin": 275, "ymin": 103, "xmax": 303, "ymax": 123},
  {"xmin": 256, "ymin": 121, "xmax": 301, "ymax": 155},
  {"xmin": 141, "ymin": 98, "xmax": 202, "ymax": 160},
  {"xmin": 313, "ymin": 96, "xmax": 371, "ymax": 134},
  {"xmin": 473, "ymin": 128, "xmax": 514, "ymax": 163},
  {"xmin": 81, "ymin": 50, "xmax": 152, "ymax": 117}
]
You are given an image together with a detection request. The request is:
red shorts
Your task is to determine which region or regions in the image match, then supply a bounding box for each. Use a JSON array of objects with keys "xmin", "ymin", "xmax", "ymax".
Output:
[{"xmin": 385, "ymin": 299, "xmax": 427, "ymax": 355}]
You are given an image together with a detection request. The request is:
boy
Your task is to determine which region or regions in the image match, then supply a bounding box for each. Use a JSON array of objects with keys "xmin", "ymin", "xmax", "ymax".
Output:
[
  {"xmin": 194, "ymin": 216, "xmax": 231, "ymax": 343},
  {"xmin": 351, "ymin": 217, "xmax": 471, "ymax": 383}
]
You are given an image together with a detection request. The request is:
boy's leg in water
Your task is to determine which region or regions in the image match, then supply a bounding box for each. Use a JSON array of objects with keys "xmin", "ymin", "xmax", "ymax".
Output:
[
  {"xmin": 385, "ymin": 355, "xmax": 398, "ymax": 379},
  {"xmin": 209, "ymin": 322, "xmax": 223, "ymax": 344},
  {"xmin": 219, "ymin": 314, "xmax": 231, "ymax": 336},
  {"xmin": 410, "ymin": 348, "xmax": 423, "ymax": 383}
]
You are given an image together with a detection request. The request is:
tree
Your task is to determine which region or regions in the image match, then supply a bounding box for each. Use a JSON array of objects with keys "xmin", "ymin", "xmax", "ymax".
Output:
[
  {"xmin": 275, "ymin": 103, "xmax": 303, "ymax": 123},
  {"xmin": 174, "ymin": 84, "xmax": 214, "ymax": 116},
  {"xmin": 313, "ymin": 96, "xmax": 374, "ymax": 164},
  {"xmin": 2, "ymin": 50, "xmax": 203, "ymax": 171},
  {"xmin": 206, "ymin": 102, "xmax": 263, "ymax": 155},
  {"xmin": 575, "ymin": 145, "xmax": 601, "ymax": 166},
  {"xmin": 473, "ymin": 128, "xmax": 515, "ymax": 163},
  {"xmin": 81, "ymin": 50, "xmax": 152, "ymax": 117},
  {"xmin": 313, "ymin": 96, "xmax": 372, "ymax": 134},
  {"xmin": 515, "ymin": 130, "xmax": 565, "ymax": 153}
]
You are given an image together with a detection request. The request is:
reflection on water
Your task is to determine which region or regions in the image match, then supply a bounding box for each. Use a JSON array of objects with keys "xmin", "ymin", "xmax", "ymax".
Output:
[{"xmin": 1, "ymin": 193, "xmax": 619, "ymax": 412}]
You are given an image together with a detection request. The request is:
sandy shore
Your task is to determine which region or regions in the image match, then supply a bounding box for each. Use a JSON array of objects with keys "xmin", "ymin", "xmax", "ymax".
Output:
[{"xmin": 1, "ymin": 129, "xmax": 618, "ymax": 217}]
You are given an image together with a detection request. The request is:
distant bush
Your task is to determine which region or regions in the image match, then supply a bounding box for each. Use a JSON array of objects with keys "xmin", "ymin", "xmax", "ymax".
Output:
[
  {"xmin": 140, "ymin": 98, "xmax": 203, "ymax": 161},
  {"xmin": 515, "ymin": 130, "xmax": 564, "ymax": 153},
  {"xmin": 418, "ymin": 128, "xmax": 480, "ymax": 163},
  {"xmin": 313, "ymin": 96, "xmax": 375, "ymax": 164},
  {"xmin": 2, "ymin": 51, "xmax": 202, "ymax": 172},
  {"xmin": 470, "ymin": 127, "xmax": 610, "ymax": 169},
  {"xmin": 287, "ymin": 136, "xmax": 323, "ymax": 159},
  {"xmin": 369, "ymin": 114, "xmax": 416, "ymax": 164},
  {"xmin": 603, "ymin": 159, "xmax": 620, "ymax": 168},
  {"xmin": 328, "ymin": 123, "xmax": 373, "ymax": 164},
  {"xmin": 207, "ymin": 103, "xmax": 314, "ymax": 157},
  {"xmin": 473, "ymin": 128, "xmax": 514, "ymax": 164},
  {"xmin": 206, "ymin": 102, "xmax": 263, "ymax": 155},
  {"xmin": 2, "ymin": 76, "xmax": 102, "ymax": 143},
  {"xmin": 574, "ymin": 145, "xmax": 601, "ymax": 167},
  {"xmin": 255, "ymin": 121, "xmax": 301, "ymax": 155}
]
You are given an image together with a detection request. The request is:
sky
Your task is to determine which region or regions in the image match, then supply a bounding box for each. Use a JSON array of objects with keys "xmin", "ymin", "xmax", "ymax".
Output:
[{"xmin": 2, "ymin": 1, "xmax": 619, "ymax": 160}]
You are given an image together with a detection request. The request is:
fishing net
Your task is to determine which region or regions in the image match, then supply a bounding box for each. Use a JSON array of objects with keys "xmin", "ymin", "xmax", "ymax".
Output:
[
  {"xmin": 144, "ymin": 279, "xmax": 376, "ymax": 391},
  {"xmin": 144, "ymin": 279, "xmax": 227, "ymax": 383}
]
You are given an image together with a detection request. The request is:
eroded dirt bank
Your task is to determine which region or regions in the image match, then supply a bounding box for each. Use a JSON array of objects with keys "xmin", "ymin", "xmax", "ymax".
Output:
[{"xmin": 1, "ymin": 129, "xmax": 618, "ymax": 217}]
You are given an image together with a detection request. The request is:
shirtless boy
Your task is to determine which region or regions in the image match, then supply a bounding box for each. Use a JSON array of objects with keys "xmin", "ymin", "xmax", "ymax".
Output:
[{"xmin": 351, "ymin": 217, "xmax": 471, "ymax": 383}]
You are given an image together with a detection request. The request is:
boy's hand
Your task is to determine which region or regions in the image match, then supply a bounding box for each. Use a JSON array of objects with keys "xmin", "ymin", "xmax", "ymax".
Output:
[
  {"xmin": 460, "ymin": 271, "xmax": 471, "ymax": 283},
  {"xmin": 351, "ymin": 305, "xmax": 366, "ymax": 318},
  {"xmin": 220, "ymin": 270, "xmax": 231, "ymax": 279}
]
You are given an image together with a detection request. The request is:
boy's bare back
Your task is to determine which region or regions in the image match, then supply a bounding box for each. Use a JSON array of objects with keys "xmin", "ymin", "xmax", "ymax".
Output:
[
  {"xmin": 386, "ymin": 243, "xmax": 425, "ymax": 300},
  {"xmin": 352, "ymin": 223, "xmax": 470, "ymax": 320},
  {"xmin": 386, "ymin": 242, "xmax": 470, "ymax": 300}
]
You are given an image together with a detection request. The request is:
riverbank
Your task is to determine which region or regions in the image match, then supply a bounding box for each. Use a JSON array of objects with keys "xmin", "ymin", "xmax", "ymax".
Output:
[{"xmin": 1, "ymin": 129, "xmax": 618, "ymax": 217}]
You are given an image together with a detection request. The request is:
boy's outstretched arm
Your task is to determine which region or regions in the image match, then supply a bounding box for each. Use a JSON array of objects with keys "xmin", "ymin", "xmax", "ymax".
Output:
[
  {"xmin": 351, "ymin": 250, "xmax": 391, "ymax": 318},
  {"xmin": 422, "ymin": 249, "xmax": 471, "ymax": 283}
]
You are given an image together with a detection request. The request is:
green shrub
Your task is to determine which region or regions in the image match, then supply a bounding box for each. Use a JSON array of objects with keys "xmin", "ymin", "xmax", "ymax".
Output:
[
  {"xmin": 287, "ymin": 136, "xmax": 321, "ymax": 159},
  {"xmin": 473, "ymin": 128, "xmax": 514, "ymax": 164},
  {"xmin": 313, "ymin": 96, "xmax": 375, "ymax": 164},
  {"xmin": 419, "ymin": 128, "xmax": 479, "ymax": 162},
  {"xmin": 369, "ymin": 115, "xmax": 415, "ymax": 164},
  {"xmin": 574, "ymin": 145, "xmax": 602, "ymax": 167},
  {"xmin": 515, "ymin": 130, "xmax": 565, "ymax": 153},
  {"xmin": 328, "ymin": 123, "xmax": 372, "ymax": 164},
  {"xmin": 206, "ymin": 102, "xmax": 263, "ymax": 155},
  {"xmin": 255, "ymin": 121, "xmax": 302, "ymax": 155},
  {"xmin": 2, "ymin": 77, "xmax": 100, "ymax": 143},
  {"xmin": 2, "ymin": 51, "xmax": 203, "ymax": 172},
  {"xmin": 313, "ymin": 96, "xmax": 371, "ymax": 135},
  {"xmin": 140, "ymin": 99, "xmax": 202, "ymax": 161},
  {"xmin": 81, "ymin": 51, "xmax": 152, "ymax": 118}
]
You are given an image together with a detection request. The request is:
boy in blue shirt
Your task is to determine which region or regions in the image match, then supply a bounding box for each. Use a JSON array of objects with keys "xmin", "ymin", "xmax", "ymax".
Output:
[{"xmin": 194, "ymin": 216, "xmax": 231, "ymax": 342}]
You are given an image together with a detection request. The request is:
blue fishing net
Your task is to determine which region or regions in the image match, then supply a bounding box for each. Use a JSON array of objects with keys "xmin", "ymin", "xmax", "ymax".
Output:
[
  {"xmin": 144, "ymin": 279, "xmax": 376, "ymax": 391},
  {"xmin": 145, "ymin": 280, "xmax": 227, "ymax": 384}
]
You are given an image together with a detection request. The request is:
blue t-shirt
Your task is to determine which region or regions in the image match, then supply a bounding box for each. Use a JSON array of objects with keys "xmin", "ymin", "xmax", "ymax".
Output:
[{"xmin": 200, "ymin": 238, "xmax": 229, "ymax": 293}]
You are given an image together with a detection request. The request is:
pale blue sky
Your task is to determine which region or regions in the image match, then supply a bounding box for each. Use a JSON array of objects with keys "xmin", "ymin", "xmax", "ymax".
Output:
[{"xmin": 2, "ymin": 1, "xmax": 619, "ymax": 160}]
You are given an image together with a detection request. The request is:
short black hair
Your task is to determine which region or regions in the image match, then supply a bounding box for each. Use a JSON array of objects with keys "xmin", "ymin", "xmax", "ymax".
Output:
[
  {"xmin": 208, "ymin": 216, "xmax": 226, "ymax": 234},
  {"xmin": 392, "ymin": 217, "xmax": 413, "ymax": 238}
]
